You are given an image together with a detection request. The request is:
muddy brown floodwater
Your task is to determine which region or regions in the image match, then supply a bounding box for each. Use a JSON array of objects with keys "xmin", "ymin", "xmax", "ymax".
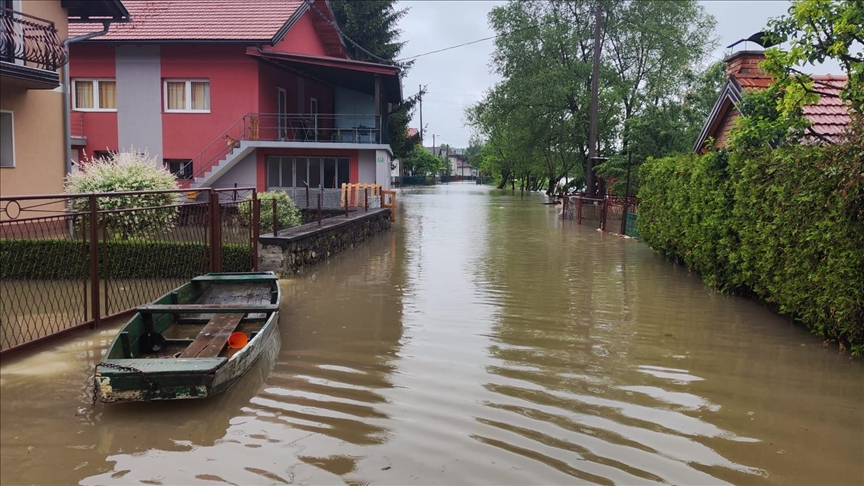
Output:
[{"xmin": 1, "ymin": 183, "xmax": 862, "ymax": 485}]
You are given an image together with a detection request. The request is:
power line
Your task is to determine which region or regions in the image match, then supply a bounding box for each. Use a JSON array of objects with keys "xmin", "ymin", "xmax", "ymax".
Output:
[{"xmin": 304, "ymin": 0, "xmax": 396, "ymax": 65}]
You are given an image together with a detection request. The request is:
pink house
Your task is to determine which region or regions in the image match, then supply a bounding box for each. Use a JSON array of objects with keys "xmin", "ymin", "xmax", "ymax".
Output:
[{"xmin": 68, "ymin": 0, "xmax": 401, "ymax": 204}]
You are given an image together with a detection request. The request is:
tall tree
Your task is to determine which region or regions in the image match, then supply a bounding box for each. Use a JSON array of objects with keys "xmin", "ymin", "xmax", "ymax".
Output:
[
  {"xmin": 328, "ymin": 0, "xmax": 420, "ymax": 158},
  {"xmin": 467, "ymin": 0, "xmax": 717, "ymax": 194}
]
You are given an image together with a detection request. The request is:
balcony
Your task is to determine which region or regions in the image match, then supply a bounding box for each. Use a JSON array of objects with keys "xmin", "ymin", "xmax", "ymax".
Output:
[
  {"xmin": 0, "ymin": 7, "xmax": 68, "ymax": 89},
  {"xmin": 247, "ymin": 113, "xmax": 382, "ymax": 145}
]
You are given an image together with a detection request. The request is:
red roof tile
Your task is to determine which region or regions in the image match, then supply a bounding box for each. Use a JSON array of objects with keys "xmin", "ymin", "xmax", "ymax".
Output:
[
  {"xmin": 803, "ymin": 75, "xmax": 850, "ymax": 143},
  {"xmin": 69, "ymin": 0, "xmax": 304, "ymax": 41}
]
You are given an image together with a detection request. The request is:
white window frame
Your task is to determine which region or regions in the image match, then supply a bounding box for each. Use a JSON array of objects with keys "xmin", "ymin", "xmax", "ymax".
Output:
[
  {"xmin": 0, "ymin": 110, "xmax": 15, "ymax": 168},
  {"xmin": 72, "ymin": 79, "xmax": 117, "ymax": 112},
  {"xmin": 163, "ymin": 79, "xmax": 211, "ymax": 113}
]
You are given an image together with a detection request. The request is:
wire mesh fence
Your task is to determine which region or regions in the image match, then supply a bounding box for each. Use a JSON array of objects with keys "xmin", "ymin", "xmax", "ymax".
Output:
[{"xmin": 0, "ymin": 188, "xmax": 258, "ymax": 354}]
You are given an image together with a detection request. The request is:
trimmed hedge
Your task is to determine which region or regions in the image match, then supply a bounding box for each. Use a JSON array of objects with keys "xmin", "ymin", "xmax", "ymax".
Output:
[
  {"xmin": 638, "ymin": 143, "xmax": 864, "ymax": 355},
  {"xmin": 0, "ymin": 239, "xmax": 252, "ymax": 280}
]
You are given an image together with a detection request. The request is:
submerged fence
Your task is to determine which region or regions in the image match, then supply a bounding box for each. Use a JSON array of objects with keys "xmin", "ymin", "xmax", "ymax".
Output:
[
  {"xmin": 0, "ymin": 187, "xmax": 259, "ymax": 355},
  {"xmin": 562, "ymin": 194, "xmax": 639, "ymax": 237}
]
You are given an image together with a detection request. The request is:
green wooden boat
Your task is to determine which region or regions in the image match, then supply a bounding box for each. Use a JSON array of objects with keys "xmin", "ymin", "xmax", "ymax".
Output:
[{"xmin": 95, "ymin": 272, "xmax": 281, "ymax": 403}]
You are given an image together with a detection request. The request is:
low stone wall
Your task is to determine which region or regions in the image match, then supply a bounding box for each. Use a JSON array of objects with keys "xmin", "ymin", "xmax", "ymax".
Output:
[
  {"xmin": 258, "ymin": 208, "xmax": 391, "ymax": 276},
  {"xmin": 299, "ymin": 208, "xmax": 345, "ymax": 224}
]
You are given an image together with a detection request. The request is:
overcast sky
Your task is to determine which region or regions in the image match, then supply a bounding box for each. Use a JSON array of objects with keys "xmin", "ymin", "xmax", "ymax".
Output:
[{"xmin": 396, "ymin": 0, "xmax": 841, "ymax": 149}]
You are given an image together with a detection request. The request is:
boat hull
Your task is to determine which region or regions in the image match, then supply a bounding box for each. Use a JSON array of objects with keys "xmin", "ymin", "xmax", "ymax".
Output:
[{"xmin": 96, "ymin": 272, "xmax": 280, "ymax": 403}]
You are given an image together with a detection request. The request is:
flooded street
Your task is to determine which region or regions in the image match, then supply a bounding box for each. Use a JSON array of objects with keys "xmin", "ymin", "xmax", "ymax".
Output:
[{"xmin": 1, "ymin": 183, "xmax": 862, "ymax": 485}]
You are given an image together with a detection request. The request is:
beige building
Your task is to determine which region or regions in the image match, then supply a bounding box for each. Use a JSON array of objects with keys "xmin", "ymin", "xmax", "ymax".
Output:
[{"xmin": 0, "ymin": 0, "xmax": 128, "ymax": 198}]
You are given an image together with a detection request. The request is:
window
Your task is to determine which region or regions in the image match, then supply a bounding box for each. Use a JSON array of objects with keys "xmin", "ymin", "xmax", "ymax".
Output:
[
  {"xmin": 0, "ymin": 111, "xmax": 14, "ymax": 168},
  {"xmin": 266, "ymin": 156, "xmax": 350, "ymax": 189},
  {"xmin": 164, "ymin": 159, "xmax": 192, "ymax": 180},
  {"xmin": 73, "ymin": 79, "xmax": 117, "ymax": 111},
  {"xmin": 164, "ymin": 80, "xmax": 210, "ymax": 112}
]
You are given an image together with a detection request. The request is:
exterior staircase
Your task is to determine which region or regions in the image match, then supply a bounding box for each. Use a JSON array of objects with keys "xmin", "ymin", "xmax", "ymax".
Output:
[{"xmin": 189, "ymin": 141, "xmax": 255, "ymax": 189}]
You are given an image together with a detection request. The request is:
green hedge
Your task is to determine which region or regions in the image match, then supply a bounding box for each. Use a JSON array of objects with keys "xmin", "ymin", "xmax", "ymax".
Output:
[
  {"xmin": 0, "ymin": 239, "xmax": 252, "ymax": 280},
  {"xmin": 639, "ymin": 144, "xmax": 864, "ymax": 356}
]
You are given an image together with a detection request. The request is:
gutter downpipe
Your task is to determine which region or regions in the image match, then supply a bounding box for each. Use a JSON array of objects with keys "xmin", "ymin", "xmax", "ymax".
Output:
[{"xmin": 63, "ymin": 22, "xmax": 111, "ymax": 178}]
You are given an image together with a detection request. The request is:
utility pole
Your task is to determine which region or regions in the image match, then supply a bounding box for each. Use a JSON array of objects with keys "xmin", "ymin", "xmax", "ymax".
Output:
[
  {"xmin": 586, "ymin": 4, "xmax": 603, "ymax": 197},
  {"xmin": 419, "ymin": 84, "xmax": 424, "ymax": 144}
]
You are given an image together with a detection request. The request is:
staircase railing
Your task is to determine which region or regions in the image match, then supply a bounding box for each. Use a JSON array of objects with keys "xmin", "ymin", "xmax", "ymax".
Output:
[{"xmin": 178, "ymin": 114, "xmax": 249, "ymax": 188}]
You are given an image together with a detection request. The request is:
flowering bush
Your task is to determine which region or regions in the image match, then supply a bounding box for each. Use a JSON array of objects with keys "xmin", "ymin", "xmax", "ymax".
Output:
[
  {"xmin": 239, "ymin": 191, "xmax": 302, "ymax": 233},
  {"xmin": 65, "ymin": 150, "xmax": 179, "ymax": 239}
]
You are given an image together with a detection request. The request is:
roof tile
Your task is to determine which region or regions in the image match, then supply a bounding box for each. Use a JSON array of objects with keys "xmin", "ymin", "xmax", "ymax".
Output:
[{"xmin": 69, "ymin": 0, "xmax": 303, "ymax": 41}]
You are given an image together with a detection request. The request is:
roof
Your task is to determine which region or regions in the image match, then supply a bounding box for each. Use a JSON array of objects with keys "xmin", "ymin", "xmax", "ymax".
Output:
[
  {"xmin": 694, "ymin": 65, "xmax": 851, "ymax": 151},
  {"xmin": 63, "ymin": 0, "xmax": 131, "ymax": 23},
  {"xmin": 68, "ymin": 0, "xmax": 305, "ymax": 42},
  {"xmin": 248, "ymin": 48, "xmax": 402, "ymax": 103},
  {"xmin": 407, "ymin": 128, "xmax": 419, "ymax": 139},
  {"xmin": 802, "ymin": 75, "xmax": 850, "ymax": 142}
]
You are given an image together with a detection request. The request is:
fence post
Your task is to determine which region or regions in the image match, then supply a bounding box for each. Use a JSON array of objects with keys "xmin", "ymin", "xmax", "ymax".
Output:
[
  {"xmin": 317, "ymin": 193, "xmax": 322, "ymax": 226},
  {"xmin": 305, "ymin": 184, "xmax": 310, "ymax": 209},
  {"xmin": 600, "ymin": 197, "xmax": 607, "ymax": 232},
  {"xmin": 577, "ymin": 197, "xmax": 583, "ymax": 225},
  {"xmin": 209, "ymin": 189, "xmax": 223, "ymax": 272},
  {"xmin": 621, "ymin": 198, "xmax": 629, "ymax": 235},
  {"xmin": 88, "ymin": 194, "xmax": 100, "ymax": 329},
  {"xmin": 365, "ymin": 187, "xmax": 369, "ymax": 212},
  {"xmin": 251, "ymin": 190, "xmax": 259, "ymax": 271},
  {"xmin": 345, "ymin": 186, "xmax": 349, "ymax": 218},
  {"xmin": 272, "ymin": 198, "xmax": 278, "ymax": 236}
]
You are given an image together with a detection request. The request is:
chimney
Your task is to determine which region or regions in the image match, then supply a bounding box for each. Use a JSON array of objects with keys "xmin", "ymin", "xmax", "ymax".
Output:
[{"xmin": 724, "ymin": 50, "xmax": 767, "ymax": 79}]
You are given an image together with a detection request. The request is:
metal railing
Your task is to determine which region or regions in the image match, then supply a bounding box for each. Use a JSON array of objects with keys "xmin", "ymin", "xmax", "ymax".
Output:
[
  {"xmin": 562, "ymin": 194, "xmax": 637, "ymax": 235},
  {"xmin": 0, "ymin": 188, "xmax": 258, "ymax": 355},
  {"xmin": 179, "ymin": 113, "xmax": 382, "ymax": 187},
  {"xmin": 0, "ymin": 7, "xmax": 68, "ymax": 71}
]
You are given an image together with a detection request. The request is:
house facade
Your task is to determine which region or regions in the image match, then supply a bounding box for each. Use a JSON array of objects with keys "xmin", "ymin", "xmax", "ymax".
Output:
[
  {"xmin": 693, "ymin": 50, "xmax": 849, "ymax": 153},
  {"xmin": 0, "ymin": 0, "xmax": 128, "ymax": 199},
  {"xmin": 68, "ymin": 0, "xmax": 400, "ymax": 205}
]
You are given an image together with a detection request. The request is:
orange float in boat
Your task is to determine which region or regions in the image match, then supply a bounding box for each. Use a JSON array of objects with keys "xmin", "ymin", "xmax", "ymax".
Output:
[{"xmin": 227, "ymin": 332, "xmax": 248, "ymax": 349}]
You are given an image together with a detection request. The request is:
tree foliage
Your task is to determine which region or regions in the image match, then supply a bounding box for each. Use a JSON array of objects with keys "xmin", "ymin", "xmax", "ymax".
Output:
[
  {"xmin": 764, "ymin": 0, "xmax": 863, "ymax": 114},
  {"xmin": 329, "ymin": 0, "xmax": 420, "ymax": 159},
  {"xmin": 466, "ymin": 0, "xmax": 718, "ymax": 194},
  {"xmin": 401, "ymin": 144, "xmax": 447, "ymax": 176}
]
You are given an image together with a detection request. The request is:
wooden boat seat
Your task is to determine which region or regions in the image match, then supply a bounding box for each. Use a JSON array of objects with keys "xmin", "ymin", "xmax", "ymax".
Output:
[{"xmin": 178, "ymin": 313, "xmax": 244, "ymax": 358}]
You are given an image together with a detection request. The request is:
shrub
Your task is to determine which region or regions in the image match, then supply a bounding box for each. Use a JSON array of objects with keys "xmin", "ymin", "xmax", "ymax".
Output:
[
  {"xmin": 240, "ymin": 191, "xmax": 302, "ymax": 233},
  {"xmin": 65, "ymin": 150, "xmax": 179, "ymax": 239},
  {"xmin": 0, "ymin": 239, "xmax": 251, "ymax": 279},
  {"xmin": 639, "ymin": 141, "xmax": 864, "ymax": 356}
]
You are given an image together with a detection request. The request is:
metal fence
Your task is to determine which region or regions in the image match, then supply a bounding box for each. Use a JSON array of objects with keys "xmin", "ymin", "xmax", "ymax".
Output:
[
  {"xmin": 0, "ymin": 188, "xmax": 258, "ymax": 355},
  {"xmin": 562, "ymin": 194, "xmax": 638, "ymax": 237}
]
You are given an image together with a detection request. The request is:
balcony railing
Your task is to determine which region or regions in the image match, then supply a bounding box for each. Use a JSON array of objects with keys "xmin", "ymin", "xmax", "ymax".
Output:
[
  {"xmin": 181, "ymin": 113, "xmax": 383, "ymax": 186},
  {"xmin": 0, "ymin": 7, "xmax": 68, "ymax": 71},
  {"xmin": 247, "ymin": 113, "xmax": 381, "ymax": 144}
]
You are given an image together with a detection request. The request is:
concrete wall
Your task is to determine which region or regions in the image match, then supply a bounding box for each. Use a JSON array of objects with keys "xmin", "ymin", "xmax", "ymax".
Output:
[
  {"xmin": 115, "ymin": 46, "xmax": 163, "ymax": 159},
  {"xmin": 212, "ymin": 150, "xmax": 258, "ymax": 189},
  {"xmin": 358, "ymin": 150, "xmax": 376, "ymax": 183},
  {"xmin": 376, "ymin": 149, "xmax": 392, "ymax": 190},
  {"xmin": 0, "ymin": 86, "xmax": 66, "ymax": 198},
  {"xmin": 258, "ymin": 209, "xmax": 392, "ymax": 276}
]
